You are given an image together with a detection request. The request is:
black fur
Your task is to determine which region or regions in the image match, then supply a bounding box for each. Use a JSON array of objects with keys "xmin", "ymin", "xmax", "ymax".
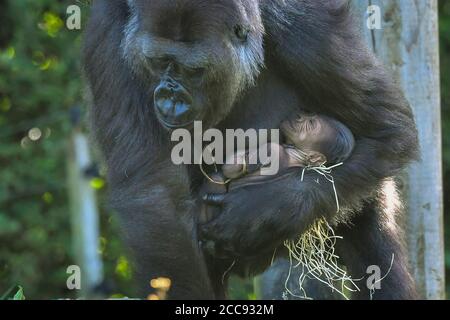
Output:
[{"xmin": 83, "ymin": 0, "xmax": 419, "ymax": 299}]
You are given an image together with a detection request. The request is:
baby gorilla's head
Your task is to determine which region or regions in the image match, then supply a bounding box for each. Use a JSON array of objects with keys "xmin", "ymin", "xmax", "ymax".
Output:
[{"xmin": 281, "ymin": 113, "xmax": 355, "ymax": 166}]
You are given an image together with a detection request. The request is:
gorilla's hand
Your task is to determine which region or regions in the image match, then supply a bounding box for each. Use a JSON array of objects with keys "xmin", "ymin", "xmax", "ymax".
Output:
[{"xmin": 199, "ymin": 168, "xmax": 333, "ymax": 257}]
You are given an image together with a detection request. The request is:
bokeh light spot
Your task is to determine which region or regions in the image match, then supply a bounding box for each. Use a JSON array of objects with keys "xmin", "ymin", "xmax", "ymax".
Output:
[
  {"xmin": 6, "ymin": 47, "xmax": 15, "ymax": 59},
  {"xmin": 39, "ymin": 12, "xmax": 64, "ymax": 38},
  {"xmin": 20, "ymin": 137, "xmax": 31, "ymax": 149},
  {"xmin": 115, "ymin": 256, "xmax": 132, "ymax": 280},
  {"xmin": 28, "ymin": 128, "xmax": 42, "ymax": 141},
  {"xmin": 150, "ymin": 277, "xmax": 172, "ymax": 290},
  {"xmin": 44, "ymin": 127, "xmax": 52, "ymax": 139},
  {"xmin": 42, "ymin": 192, "xmax": 54, "ymax": 204},
  {"xmin": 90, "ymin": 178, "xmax": 105, "ymax": 190}
]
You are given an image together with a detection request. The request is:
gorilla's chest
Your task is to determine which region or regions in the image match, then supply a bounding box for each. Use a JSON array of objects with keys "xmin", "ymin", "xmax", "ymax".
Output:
[
  {"xmin": 189, "ymin": 71, "xmax": 303, "ymax": 190},
  {"xmin": 218, "ymin": 70, "xmax": 302, "ymax": 132}
]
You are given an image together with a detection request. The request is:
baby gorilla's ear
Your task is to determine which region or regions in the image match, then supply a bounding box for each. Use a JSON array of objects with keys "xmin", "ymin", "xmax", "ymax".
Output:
[{"xmin": 306, "ymin": 151, "xmax": 327, "ymax": 166}]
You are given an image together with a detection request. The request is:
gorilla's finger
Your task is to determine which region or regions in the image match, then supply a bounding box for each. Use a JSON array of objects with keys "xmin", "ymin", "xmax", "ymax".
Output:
[{"xmin": 202, "ymin": 193, "xmax": 226, "ymax": 206}]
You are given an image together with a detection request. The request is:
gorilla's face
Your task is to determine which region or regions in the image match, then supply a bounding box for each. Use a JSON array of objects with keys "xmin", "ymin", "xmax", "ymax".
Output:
[{"xmin": 122, "ymin": 0, "xmax": 264, "ymax": 129}]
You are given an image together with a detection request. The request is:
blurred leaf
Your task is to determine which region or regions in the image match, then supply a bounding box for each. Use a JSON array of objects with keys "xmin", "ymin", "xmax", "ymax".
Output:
[
  {"xmin": 38, "ymin": 12, "xmax": 64, "ymax": 38},
  {"xmin": 115, "ymin": 256, "xmax": 132, "ymax": 280},
  {"xmin": 90, "ymin": 178, "xmax": 105, "ymax": 190},
  {"xmin": 13, "ymin": 286, "xmax": 25, "ymax": 300}
]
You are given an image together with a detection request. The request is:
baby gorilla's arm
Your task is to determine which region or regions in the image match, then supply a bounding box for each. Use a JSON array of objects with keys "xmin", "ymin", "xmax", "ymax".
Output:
[
  {"xmin": 200, "ymin": 115, "xmax": 355, "ymax": 225},
  {"xmin": 200, "ymin": 144, "xmax": 292, "ymax": 224},
  {"xmin": 221, "ymin": 113, "xmax": 355, "ymax": 183}
]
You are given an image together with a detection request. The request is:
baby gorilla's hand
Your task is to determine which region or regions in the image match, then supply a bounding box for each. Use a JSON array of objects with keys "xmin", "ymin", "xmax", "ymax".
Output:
[
  {"xmin": 223, "ymin": 143, "xmax": 298, "ymax": 190},
  {"xmin": 199, "ymin": 143, "xmax": 309, "ymax": 258},
  {"xmin": 221, "ymin": 148, "xmax": 265, "ymax": 180},
  {"xmin": 199, "ymin": 167, "xmax": 324, "ymax": 257}
]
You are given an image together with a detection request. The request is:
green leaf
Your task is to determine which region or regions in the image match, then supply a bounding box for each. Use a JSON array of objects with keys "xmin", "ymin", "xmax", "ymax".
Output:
[{"xmin": 13, "ymin": 286, "xmax": 25, "ymax": 300}]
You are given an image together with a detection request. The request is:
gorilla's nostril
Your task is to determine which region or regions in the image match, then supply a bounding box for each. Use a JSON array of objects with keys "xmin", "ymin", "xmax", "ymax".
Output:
[
  {"xmin": 174, "ymin": 102, "xmax": 189, "ymax": 117},
  {"xmin": 156, "ymin": 98, "xmax": 175, "ymax": 116},
  {"xmin": 154, "ymin": 95, "xmax": 195, "ymax": 127},
  {"xmin": 153, "ymin": 80, "xmax": 198, "ymax": 128}
]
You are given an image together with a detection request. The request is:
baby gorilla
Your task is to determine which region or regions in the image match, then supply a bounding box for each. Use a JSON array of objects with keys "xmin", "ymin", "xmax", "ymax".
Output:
[{"xmin": 199, "ymin": 113, "xmax": 355, "ymax": 224}]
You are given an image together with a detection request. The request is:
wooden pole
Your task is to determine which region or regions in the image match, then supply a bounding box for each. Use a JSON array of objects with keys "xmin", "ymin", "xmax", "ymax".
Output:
[
  {"xmin": 353, "ymin": 0, "xmax": 444, "ymax": 300},
  {"xmin": 67, "ymin": 123, "xmax": 103, "ymax": 296}
]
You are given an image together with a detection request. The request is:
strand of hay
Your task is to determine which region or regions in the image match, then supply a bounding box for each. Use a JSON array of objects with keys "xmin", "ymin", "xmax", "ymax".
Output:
[
  {"xmin": 368, "ymin": 254, "xmax": 395, "ymax": 300},
  {"xmin": 301, "ymin": 161, "xmax": 344, "ymax": 213},
  {"xmin": 283, "ymin": 218, "xmax": 360, "ymax": 300},
  {"xmin": 282, "ymin": 161, "xmax": 361, "ymax": 300},
  {"xmin": 199, "ymin": 147, "xmax": 361, "ymax": 299}
]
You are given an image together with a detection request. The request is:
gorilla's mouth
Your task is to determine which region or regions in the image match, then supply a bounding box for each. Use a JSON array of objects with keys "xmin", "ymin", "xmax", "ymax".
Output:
[{"xmin": 154, "ymin": 82, "xmax": 200, "ymax": 129}]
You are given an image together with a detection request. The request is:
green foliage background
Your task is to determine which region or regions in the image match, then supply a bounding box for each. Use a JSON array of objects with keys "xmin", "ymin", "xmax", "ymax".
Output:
[
  {"xmin": 0, "ymin": 0, "xmax": 449, "ymax": 299},
  {"xmin": 0, "ymin": 0, "xmax": 132, "ymax": 299}
]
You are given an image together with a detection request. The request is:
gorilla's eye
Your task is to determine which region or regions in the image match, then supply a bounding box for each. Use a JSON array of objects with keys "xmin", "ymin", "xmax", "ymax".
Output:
[
  {"xmin": 234, "ymin": 25, "xmax": 249, "ymax": 42},
  {"xmin": 186, "ymin": 67, "xmax": 205, "ymax": 81},
  {"xmin": 151, "ymin": 58, "xmax": 171, "ymax": 72}
]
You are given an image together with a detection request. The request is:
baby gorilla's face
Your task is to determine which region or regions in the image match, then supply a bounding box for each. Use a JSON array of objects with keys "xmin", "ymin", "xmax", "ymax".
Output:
[
  {"xmin": 281, "ymin": 113, "xmax": 355, "ymax": 166},
  {"xmin": 281, "ymin": 114, "xmax": 336, "ymax": 161}
]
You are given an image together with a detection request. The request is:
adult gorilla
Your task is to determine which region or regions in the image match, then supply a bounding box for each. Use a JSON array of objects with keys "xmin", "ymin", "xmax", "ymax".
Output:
[{"xmin": 83, "ymin": 0, "xmax": 419, "ymax": 299}]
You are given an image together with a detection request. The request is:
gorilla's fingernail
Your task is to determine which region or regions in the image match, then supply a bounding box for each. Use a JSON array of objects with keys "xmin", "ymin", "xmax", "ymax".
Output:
[{"xmin": 203, "ymin": 193, "xmax": 225, "ymax": 205}]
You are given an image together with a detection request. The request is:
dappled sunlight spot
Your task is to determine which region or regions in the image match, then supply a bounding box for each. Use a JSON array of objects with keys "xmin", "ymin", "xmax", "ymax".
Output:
[
  {"xmin": 90, "ymin": 177, "xmax": 105, "ymax": 190},
  {"xmin": 149, "ymin": 277, "xmax": 172, "ymax": 300},
  {"xmin": 150, "ymin": 277, "xmax": 172, "ymax": 290},
  {"xmin": 380, "ymin": 179, "xmax": 401, "ymax": 233},
  {"xmin": 38, "ymin": 12, "xmax": 64, "ymax": 38}
]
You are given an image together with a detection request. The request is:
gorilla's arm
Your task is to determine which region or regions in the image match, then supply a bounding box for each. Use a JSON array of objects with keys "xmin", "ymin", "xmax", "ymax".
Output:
[
  {"xmin": 335, "ymin": 182, "xmax": 418, "ymax": 300},
  {"xmin": 201, "ymin": 0, "xmax": 418, "ymax": 297},
  {"xmin": 262, "ymin": 0, "xmax": 419, "ymax": 211},
  {"xmin": 83, "ymin": 1, "xmax": 213, "ymax": 298}
]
